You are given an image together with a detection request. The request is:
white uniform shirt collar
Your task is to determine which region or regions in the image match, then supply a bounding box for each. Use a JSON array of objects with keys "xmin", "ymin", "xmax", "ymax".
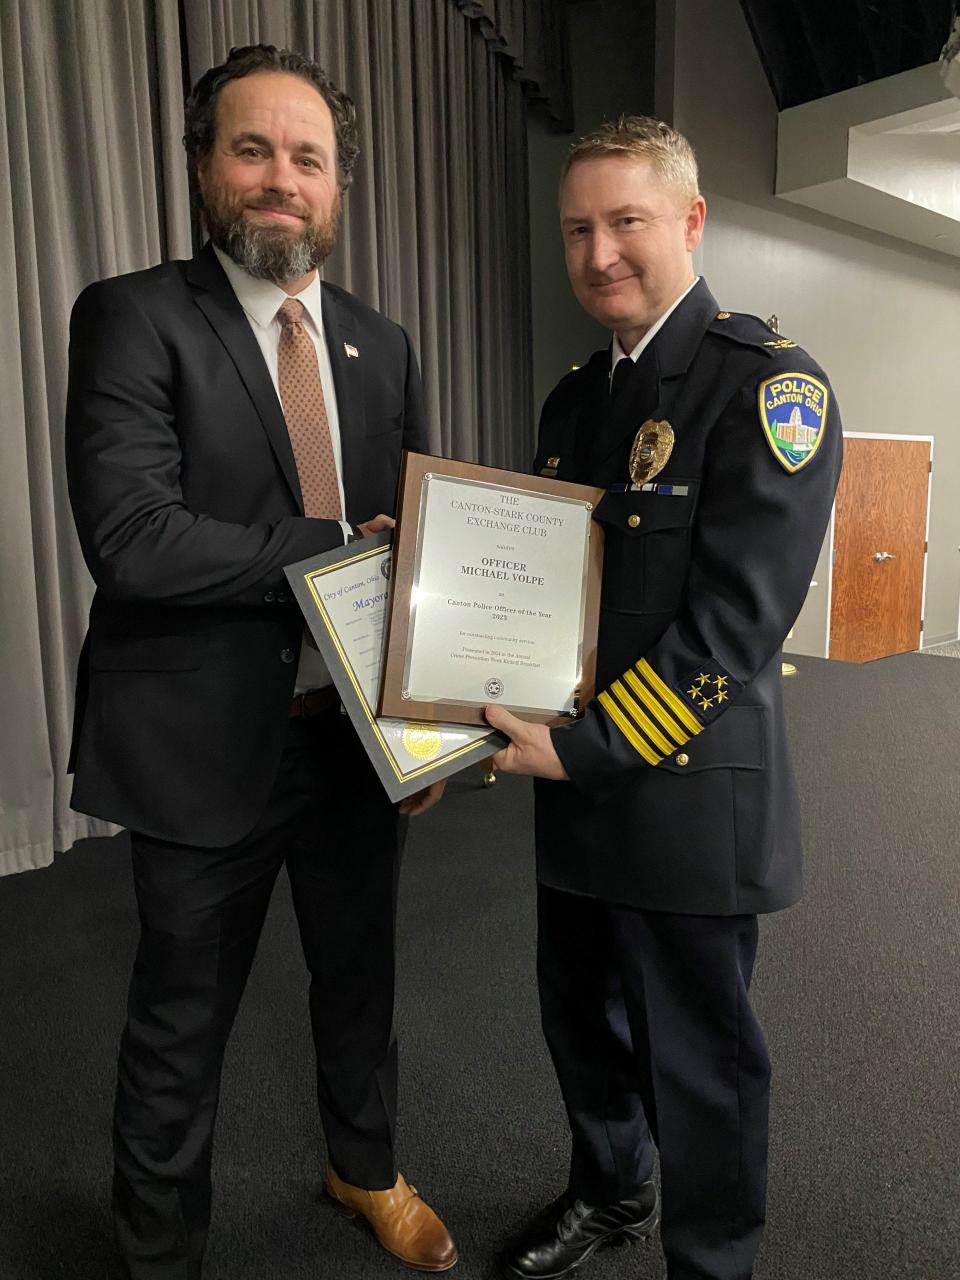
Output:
[
  {"xmin": 212, "ymin": 244, "xmax": 325, "ymax": 337},
  {"xmin": 611, "ymin": 275, "xmax": 701, "ymax": 375}
]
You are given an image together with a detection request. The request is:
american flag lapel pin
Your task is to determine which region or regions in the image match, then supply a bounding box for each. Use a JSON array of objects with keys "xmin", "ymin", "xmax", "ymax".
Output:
[{"xmin": 344, "ymin": 342, "xmax": 359, "ymax": 358}]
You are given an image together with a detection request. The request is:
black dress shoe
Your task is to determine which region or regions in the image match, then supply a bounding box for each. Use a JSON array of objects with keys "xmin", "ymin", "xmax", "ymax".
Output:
[{"xmin": 501, "ymin": 1183, "xmax": 659, "ymax": 1279}]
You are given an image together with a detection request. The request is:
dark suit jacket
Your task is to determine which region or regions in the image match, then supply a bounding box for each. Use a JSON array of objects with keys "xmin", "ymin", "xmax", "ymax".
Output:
[
  {"xmin": 532, "ymin": 279, "xmax": 842, "ymax": 916},
  {"xmin": 65, "ymin": 243, "xmax": 427, "ymax": 846}
]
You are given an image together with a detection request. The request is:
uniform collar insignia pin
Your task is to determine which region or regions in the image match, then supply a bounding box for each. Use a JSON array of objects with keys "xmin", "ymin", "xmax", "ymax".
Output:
[{"xmin": 344, "ymin": 343, "xmax": 359, "ymax": 358}]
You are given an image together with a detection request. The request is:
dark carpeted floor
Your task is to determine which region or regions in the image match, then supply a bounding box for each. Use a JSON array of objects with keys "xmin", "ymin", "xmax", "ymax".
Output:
[{"xmin": 1, "ymin": 653, "xmax": 957, "ymax": 1280}]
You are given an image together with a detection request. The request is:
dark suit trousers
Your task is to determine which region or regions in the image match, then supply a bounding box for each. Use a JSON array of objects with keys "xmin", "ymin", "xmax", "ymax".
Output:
[
  {"xmin": 537, "ymin": 884, "xmax": 770, "ymax": 1280},
  {"xmin": 113, "ymin": 710, "xmax": 402, "ymax": 1280}
]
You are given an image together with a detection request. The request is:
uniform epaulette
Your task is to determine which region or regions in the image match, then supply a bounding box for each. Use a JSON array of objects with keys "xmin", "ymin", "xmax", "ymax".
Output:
[
  {"xmin": 545, "ymin": 351, "xmax": 606, "ymax": 407},
  {"xmin": 555, "ymin": 364, "xmax": 584, "ymax": 389},
  {"xmin": 709, "ymin": 310, "xmax": 802, "ymax": 356},
  {"xmin": 567, "ymin": 346, "xmax": 609, "ymax": 380}
]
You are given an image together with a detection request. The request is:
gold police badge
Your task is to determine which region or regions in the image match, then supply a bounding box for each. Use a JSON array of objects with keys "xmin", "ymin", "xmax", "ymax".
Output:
[{"xmin": 629, "ymin": 420, "xmax": 675, "ymax": 485}]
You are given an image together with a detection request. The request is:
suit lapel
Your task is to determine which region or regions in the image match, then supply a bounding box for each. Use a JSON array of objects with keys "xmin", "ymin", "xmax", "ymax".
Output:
[
  {"xmin": 321, "ymin": 285, "xmax": 366, "ymax": 521},
  {"xmin": 592, "ymin": 279, "xmax": 720, "ymax": 473},
  {"xmin": 186, "ymin": 245, "xmax": 303, "ymax": 510}
]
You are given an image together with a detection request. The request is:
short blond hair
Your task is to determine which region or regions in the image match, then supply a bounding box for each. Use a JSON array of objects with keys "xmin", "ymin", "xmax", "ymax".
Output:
[{"xmin": 561, "ymin": 116, "xmax": 700, "ymax": 203}]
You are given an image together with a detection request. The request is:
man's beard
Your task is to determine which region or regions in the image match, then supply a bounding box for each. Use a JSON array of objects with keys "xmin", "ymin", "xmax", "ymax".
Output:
[{"xmin": 202, "ymin": 187, "xmax": 341, "ymax": 283}]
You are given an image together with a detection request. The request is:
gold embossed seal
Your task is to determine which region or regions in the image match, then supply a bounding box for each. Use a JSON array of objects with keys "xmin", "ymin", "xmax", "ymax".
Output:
[
  {"xmin": 401, "ymin": 723, "xmax": 444, "ymax": 761},
  {"xmin": 629, "ymin": 420, "xmax": 675, "ymax": 485}
]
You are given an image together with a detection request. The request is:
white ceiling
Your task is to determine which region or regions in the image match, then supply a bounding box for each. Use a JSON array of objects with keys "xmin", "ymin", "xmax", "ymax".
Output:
[{"xmin": 776, "ymin": 64, "xmax": 960, "ymax": 256}]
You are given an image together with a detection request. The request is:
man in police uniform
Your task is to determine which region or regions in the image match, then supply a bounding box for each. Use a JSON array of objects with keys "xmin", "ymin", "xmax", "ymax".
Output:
[{"xmin": 485, "ymin": 118, "xmax": 842, "ymax": 1280}]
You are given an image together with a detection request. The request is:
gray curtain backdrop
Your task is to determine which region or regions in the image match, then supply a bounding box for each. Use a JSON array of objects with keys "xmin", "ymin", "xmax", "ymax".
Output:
[
  {"xmin": 453, "ymin": 0, "xmax": 572, "ymax": 127},
  {"xmin": 0, "ymin": 0, "xmax": 568, "ymax": 875},
  {"xmin": 0, "ymin": 0, "xmax": 190, "ymax": 874}
]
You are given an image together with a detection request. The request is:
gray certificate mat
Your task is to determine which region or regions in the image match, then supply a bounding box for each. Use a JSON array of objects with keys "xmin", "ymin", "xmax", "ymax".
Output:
[{"xmin": 285, "ymin": 534, "xmax": 505, "ymax": 802}]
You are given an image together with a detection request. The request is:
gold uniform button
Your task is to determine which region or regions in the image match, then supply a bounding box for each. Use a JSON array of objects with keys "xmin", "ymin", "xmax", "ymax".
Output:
[
  {"xmin": 627, "ymin": 514, "xmax": 641, "ymax": 528},
  {"xmin": 676, "ymin": 752, "xmax": 690, "ymax": 766}
]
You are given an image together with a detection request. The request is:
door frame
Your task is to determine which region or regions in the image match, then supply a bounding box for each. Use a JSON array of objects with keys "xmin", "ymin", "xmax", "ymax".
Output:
[{"xmin": 823, "ymin": 431, "xmax": 934, "ymax": 659}]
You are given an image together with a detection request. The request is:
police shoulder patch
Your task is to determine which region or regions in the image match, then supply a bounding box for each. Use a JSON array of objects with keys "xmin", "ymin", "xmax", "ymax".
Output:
[{"xmin": 757, "ymin": 371, "xmax": 829, "ymax": 474}]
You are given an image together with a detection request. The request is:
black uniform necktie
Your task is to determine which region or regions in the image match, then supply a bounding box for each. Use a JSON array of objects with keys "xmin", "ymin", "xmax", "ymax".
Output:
[{"xmin": 610, "ymin": 356, "xmax": 635, "ymax": 400}]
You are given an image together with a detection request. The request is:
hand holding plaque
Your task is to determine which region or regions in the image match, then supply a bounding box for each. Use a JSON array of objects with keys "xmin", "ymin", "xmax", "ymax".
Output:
[{"xmin": 379, "ymin": 453, "xmax": 604, "ymax": 728}]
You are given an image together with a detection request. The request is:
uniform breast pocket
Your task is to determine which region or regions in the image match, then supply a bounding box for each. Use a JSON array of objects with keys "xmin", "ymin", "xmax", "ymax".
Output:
[{"xmin": 592, "ymin": 480, "xmax": 698, "ymax": 615}]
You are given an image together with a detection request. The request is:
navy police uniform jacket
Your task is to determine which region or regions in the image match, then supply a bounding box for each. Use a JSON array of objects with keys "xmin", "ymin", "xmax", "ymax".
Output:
[{"xmin": 535, "ymin": 279, "xmax": 842, "ymax": 916}]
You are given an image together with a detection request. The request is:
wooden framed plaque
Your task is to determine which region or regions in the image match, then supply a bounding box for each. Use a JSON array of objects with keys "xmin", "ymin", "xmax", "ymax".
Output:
[{"xmin": 379, "ymin": 452, "xmax": 604, "ymax": 728}]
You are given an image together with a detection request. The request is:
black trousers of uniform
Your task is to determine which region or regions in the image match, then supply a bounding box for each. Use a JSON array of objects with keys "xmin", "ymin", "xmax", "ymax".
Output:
[
  {"xmin": 112, "ymin": 710, "xmax": 402, "ymax": 1280},
  {"xmin": 537, "ymin": 884, "xmax": 770, "ymax": 1280}
]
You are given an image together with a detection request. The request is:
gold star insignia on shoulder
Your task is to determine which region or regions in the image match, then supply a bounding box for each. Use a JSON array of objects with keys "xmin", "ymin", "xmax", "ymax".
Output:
[
  {"xmin": 716, "ymin": 311, "xmax": 731, "ymax": 321},
  {"xmin": 714, "ymin": 675, "xmax": 728, "ymax": 688},
  {"xmin": 715, "ymin": 690, "xmax": 728, "ymax": 703},
  {"xmin": 687, "ymin": 685, "xmax": 700, "ymax": 698},
  {"xmin": 695, "ymin": 673, "xmax": 710, "ymax": 686},
  {"xmin": 764, "ymin": 338, "xmax": 797, "ymax": 349},
  {"xmin": 699, "ymin": 696, "xmax": 714, "ymax": 709}
]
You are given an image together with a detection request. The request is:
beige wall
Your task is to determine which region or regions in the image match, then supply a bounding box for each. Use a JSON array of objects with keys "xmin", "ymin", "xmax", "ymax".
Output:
[
  {"xmin": 527, "ymin": 0, "xmax": 960, "ymax": 651},
  {"xmin": 663, "ymin": 0, "xmax": 960, "ymax": 651},
  {"xmin": 527, "ymin": 0, "xmax": 656, "ymax": 418}
]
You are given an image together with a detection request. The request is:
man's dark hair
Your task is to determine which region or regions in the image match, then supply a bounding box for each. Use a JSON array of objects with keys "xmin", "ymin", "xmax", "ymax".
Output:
[{"xmin": 183, "ymin": 44, "xmax": 360, "ymax": 190}]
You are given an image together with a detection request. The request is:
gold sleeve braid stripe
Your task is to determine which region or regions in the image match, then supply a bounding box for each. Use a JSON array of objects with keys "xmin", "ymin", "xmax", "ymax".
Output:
[
  {"xmin": 621, "ymin": 669, "xmax": 688, "ymax": 747},
  {"xmin": 597, "ymin": 658, "xmax": 703, "ymax": 764},
  {"xmin": 608, "ymin": 680, "xmax": 675, "ymax": 756},
  {"xmin": 597, "ymin": 692, "xmax": 661, "ymax": 765},
  {"xmin": 636, "ymin": 659, "xmax": 703, "ymax": 736}
]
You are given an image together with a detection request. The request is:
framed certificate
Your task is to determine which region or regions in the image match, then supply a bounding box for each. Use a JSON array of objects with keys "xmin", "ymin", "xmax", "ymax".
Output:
[
  {"xmin": 379, "ymin": 453, "xmax": 604, "ymax": 727},
  {"xmin": 284, "ymin": 533, "xmax": 505, "ymax": 803}
]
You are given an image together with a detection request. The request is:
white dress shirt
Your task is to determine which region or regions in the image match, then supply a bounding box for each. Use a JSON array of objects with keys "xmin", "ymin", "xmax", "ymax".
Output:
[
  {"xmin": 610, "ymin": 275, "xmax": 701, "ymax": 382},
  {"xmin": 214, "ymin": 245, "xmax": 347, "ymax": 692}
]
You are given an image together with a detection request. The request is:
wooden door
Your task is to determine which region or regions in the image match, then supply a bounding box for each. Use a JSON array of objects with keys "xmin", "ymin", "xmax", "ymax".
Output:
[{"xmin": 829, "ymin": 436, "xmax": 929, "ymax": 662}]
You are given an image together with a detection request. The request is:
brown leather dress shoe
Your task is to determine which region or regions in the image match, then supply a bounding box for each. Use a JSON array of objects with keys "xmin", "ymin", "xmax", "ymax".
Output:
[{"xmin": 325, "ymin": 1165, "xmax": 458, "ymax": 1272}]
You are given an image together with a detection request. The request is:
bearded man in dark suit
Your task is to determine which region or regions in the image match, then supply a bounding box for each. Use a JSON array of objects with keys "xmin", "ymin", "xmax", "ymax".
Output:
[{"xmin": 66, "ymin": 44, "xmax": 455, "ymax": 1280}]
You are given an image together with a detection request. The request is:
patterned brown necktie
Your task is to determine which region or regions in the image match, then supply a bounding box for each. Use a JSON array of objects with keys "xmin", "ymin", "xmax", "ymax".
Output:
[{"xmin": 276, "ymin": 297, "xmax": 343, "ymax": 519}]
